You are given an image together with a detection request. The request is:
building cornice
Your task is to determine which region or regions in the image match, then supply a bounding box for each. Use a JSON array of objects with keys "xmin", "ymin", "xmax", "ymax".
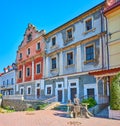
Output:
[
  {"xmin": 46, "ymin": 32, "xmax": 105, "ymax": 57},
  {"xmin": 44, "ymin": 2, "xmax": 104, "ymax": 38}
]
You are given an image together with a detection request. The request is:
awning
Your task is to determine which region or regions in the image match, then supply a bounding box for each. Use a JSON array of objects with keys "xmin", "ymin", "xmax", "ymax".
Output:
[{"xmin": 89, "ymin": 67, "xmax": 120, "ymax": 77}]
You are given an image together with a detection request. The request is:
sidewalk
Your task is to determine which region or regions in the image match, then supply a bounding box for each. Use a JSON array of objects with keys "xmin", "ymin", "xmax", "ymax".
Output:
[{"xmin": 0, "ymin": 110, "xmax": 119, "ymax": 126}]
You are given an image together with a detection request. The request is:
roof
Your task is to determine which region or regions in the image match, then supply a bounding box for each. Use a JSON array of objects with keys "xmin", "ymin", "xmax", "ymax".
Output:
[{"xmin": 89, "ymin": 67, "xmax": 120, "ymax": 77}]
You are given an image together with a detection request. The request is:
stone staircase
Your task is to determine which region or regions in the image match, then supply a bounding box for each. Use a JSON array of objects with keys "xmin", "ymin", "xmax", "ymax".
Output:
[
  {"xmin": 95, "ymin": 106, "xmax": 109, "ymax": 118},
  {"xmin": 54, "ymin": 104, "xmax": 68, "ymax": 111},
  {"xmin": 44, "ymin": 102, "xmax": 60, "ymax": 110}
]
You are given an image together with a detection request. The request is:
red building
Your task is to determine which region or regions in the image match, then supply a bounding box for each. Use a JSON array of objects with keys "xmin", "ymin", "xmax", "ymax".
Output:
[{"xmin": 16, "ymin": 24, "xmax": 45, "ymax": 100}]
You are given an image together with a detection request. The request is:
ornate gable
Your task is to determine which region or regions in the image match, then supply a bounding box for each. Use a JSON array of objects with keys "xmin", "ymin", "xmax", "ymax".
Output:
[{"xmin": 19, "ymin": 24, "xmax": 43, "ymax": 49}]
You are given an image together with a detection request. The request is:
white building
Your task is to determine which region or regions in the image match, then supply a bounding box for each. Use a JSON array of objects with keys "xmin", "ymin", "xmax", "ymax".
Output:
[{"xmin": 0, "ymin": 63, "xmax": 17, "ymax": 96}]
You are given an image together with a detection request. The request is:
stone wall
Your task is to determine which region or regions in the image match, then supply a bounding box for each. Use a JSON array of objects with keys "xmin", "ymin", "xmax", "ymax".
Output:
[{"xmin": 2, "ymin": 99, "xmax": 43, "ymax": 111}]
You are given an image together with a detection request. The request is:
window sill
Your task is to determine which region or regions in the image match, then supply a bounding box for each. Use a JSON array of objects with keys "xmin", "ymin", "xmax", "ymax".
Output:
[
  {"xmin": 65, "ymin": 37, "xmax": 74, "ymax": 43},
  {"xmin": 65, "ymin": 64, "xmax": 75, "ymax": 68},
  {"xmin": 50, "ymin": 45, "xmax": 58, "ymax": 50},
  {"xmin": 83, "ymin": 28, "xmax": 96, "ymax": 35},
  {"xmin": 50, "ymin": 68, "xmax": 58, "ymax": 72},
  {"xmin": 84, "ymin": 59, "xmax": 96, "ymax": 64},
  {"xmin": 19, "ymin": 58, "xmax": 22, "ymax": 61},
  {"xmin": 36, "ymin": 49, "xmax": 41, "ymax": 53}
]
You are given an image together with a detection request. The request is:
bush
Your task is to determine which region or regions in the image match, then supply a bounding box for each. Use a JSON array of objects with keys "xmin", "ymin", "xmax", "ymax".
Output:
[
  {"xmin": 36, "ymin": 103, "xmax": 48, "ymax": 110},
  {"xmin": 110, "ymin": 73, "xmax": 120, "ymax": 110},
  {"xmin": 82, "ymin": 97, "xmax": 97, "ymax": 108},
  {"xmin": 26, "ymin": 107, "xmax": 35, "ymax": 111}
]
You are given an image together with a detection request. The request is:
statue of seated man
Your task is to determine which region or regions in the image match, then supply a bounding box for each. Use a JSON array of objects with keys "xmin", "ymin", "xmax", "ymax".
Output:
[{"xmin": 73, "ymin": 94, "xmax": 80, "ymax": 106}]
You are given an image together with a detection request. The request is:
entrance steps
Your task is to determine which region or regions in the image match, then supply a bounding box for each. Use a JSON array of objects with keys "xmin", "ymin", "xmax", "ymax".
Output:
[{"xmin": 44, "ymin": 102, "xmax": 60, "ymax": 110}]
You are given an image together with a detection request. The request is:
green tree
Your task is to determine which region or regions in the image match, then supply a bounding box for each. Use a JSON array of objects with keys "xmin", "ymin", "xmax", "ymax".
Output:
[{"xmin": 110, "ymin": 73, "xmax": 120, "ymax": 110}]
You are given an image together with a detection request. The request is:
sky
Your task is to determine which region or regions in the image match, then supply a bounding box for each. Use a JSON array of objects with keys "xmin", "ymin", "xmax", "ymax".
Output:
[{"xmin": 0, "ymin": 0, "xmax": 104, "ymax": 72}]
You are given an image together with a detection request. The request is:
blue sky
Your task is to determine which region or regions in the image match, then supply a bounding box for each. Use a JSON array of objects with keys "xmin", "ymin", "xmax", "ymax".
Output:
[{"xmin": 0, "ymin": 0, "xmax": 104, "ymax": 72}]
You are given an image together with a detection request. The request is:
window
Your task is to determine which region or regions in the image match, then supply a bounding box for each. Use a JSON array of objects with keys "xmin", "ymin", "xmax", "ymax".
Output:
[
  {"xmin": 27, "ymin": 86, "xmax": 31, "ymax": 95},
  {"xmin": 11, "ymin": 78, "xmax": 14, "ymax": 84},
  {"xmin": 27, "ymin": 34, "xmax": 32, "ymax": 42},
  {"xmin": 87, "ymin": 88, "xmax": 95, "ymax": 99},
  {"xmin": 37, "ymin": 83, "xmax": 40, "ymax": 87},
  {"xmin": 52, "ymin": 37, "xmax": 56, "ymax": 46},
  {"xmin": 3, "ymin": 81, "xmax": 5, "ymax": 86},
  {"xmin": 36, "ymin": 64, "xmax": 41, "ymax": 74},
  {"xmin": 47, "ymin": 87, "xmax": 51, "ymax": 95},
  {"xmin": 37, "ymin": 42, "xmax": 40, "ymax": 50},
  {"xmin": 67, "ymin": 52, "xmax": 73, "ymax": 65},
  {"xmin": 66, "ymin": 28, "xmax": 73, "ymax": 40},
  {"xmin": 51, "ymin": 57, "xmax": 56, "ymax": 69},
  {"xmin": 71, "ymin": 83, "xmax": 76, "ymax": 86},
  {"xmin": 27, "ymin": 48, "xmax": 30, "ymax": 55},
  {"xmin": 20, "ymin": 87, "xmax": 24, "ymax": 95},
  {"xmin": 58, "ymin": 84, "xmax": 62, "ymax": 88},
  {"xmin": 85, "ymin": 18, "xmax": 92, "ymax": 31},
  {"xmin": 45, "ymin": 85, "xmax": 52, "ymax": 95},
  {"xmin": 26, "ymin": 67, "xmax": 30, "ymax": 77},
  {"xmin": 20, "ymin": 53, "xmax": 22, "ymax": 59},
  {"xmin": 86, "ymin": 45, "xmax": 94, "ymax": 61},
  {"xmin": 7, "ymin": 79, "xmax": 9, "ymax": 85},
  {"xmin": 19, "ymin": 70, "xmax": 22, "ymax": 79}
]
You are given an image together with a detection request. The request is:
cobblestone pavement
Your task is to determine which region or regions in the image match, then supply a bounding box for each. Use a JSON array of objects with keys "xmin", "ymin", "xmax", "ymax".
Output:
[{"xmin": 0, "ymin": 110, "xmax": 119, "ymax": 126}]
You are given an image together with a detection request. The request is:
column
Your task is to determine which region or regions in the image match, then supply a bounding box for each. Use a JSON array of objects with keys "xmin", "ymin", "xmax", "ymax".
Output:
[
  {"xmin": 23, "ymin": 64, "xmax": 25, "ymax": 82},
  {"xmin": 32, "ymin": 60, "xmax": 34, "ymax": 81},
  {"xmin": 76, "ymin": 45, "xmax": 82, "ymax": 72},
  {"xmin": 99, "ymin": 37, "xmax": 102, "ymax": 67},
  {"xmin": 59, "ymin": 52, "xmax": 63, "ymax": 75},
  {"xmin": 45, "ymin": 57, "xmax": 49, "ymax": 77},
  {"xmin": 96, "ymin": 78, "xmax": 99, "ymax": 104}
]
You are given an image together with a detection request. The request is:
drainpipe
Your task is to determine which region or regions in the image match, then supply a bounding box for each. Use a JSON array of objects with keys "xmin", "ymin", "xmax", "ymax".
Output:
[
  {"xmin": 102, "ymin": 8, "xmax": 110, "ymax": 103},
  {"xmin": 100, "ymin": 7, "xmax": 105, "ymax": 69}
]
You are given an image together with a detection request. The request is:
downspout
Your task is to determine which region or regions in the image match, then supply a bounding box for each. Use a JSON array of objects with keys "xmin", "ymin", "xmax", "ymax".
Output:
[
  {"xmin": 100, "ymin": 7, "xmax": 105, "ymax": 69},
  {"xmin": 102, "ymin": 8, "xmax": 110, "ymax": 102}
]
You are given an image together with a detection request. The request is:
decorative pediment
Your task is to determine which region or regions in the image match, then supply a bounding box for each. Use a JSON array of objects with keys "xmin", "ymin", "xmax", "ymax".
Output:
[{"xmin": 18, "ymin": 24, "xmax": 45, "ymax": 49}]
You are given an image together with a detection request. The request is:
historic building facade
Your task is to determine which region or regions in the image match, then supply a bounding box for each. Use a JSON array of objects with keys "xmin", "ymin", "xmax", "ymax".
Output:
[
  {"xmin": 42, "ymin": 2, "xmax": 106, "ymax": 103},
  {"xmin": 16, "ymin": 24, "xmax": 45, "ymax": 100},
  {"xmin": 0, "ymin": 63, "xmax": 17, "ymax": 96}
]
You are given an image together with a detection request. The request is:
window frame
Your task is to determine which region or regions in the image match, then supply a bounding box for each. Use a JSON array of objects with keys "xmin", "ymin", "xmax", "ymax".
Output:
[
  {"xmin": 27, "ymin": 48, "xmax": 30, "ymax": 55},
  {"xmin": 19, "ymin": 53, "xmax": 22, "ymax": 59},
  {"xmin": 36, "ymin": 63, "xmax": 41, "ymax": 74},
  {"xmin": 26, "ymin": 67, "xmax": 30, "ymax": 77},
  {"xmin": 51, "ymin": 57, "xmax": 57, "ymax": 70},
  {"xmin": 27, "ymin": 86, "xmax": 32, "ymax": 95},
  {"xmin": 36, "ymin": 42, "xmax": 41, "ymax": 50},
  {"xmin": 66, "ymin": 51, "xmax": 74, "ymax": 66},
  {"xmin": 84, "ymin": 17, "xmax": 93, "ymax": 32},
  {"xmin": 20, "ymin": 87, "xmax": 24, "ymax": 95},
  {"xmin": 18, "ymin": 70, "xmax": 22, "ymax": 79},
  {"xmin": 66, "ymin": 27, "xmax": 73, "ymax": 41},
  {"xmin": 51, "ymin": 36, "xmax": 56, "ymax": 47},
  {"xmin": 45, "ymin": 85, "xmax": 52, "ymax": 95}
]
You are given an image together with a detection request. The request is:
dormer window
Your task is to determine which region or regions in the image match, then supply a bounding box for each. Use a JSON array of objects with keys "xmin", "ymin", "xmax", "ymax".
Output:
[
  {"xmin": 20, "ymin": 53, "xmax": 22, "ymax": 59},
  {"xmin": 27, "ymin": 34, "xmax": 32, "ymax": 42},
  {"xmin": 27, "ymin": 48, "xmax": 30, "ymax": 55},
  {"xmin": 52, "ymin": 36, "xmax": 56, "ymax": 46}
]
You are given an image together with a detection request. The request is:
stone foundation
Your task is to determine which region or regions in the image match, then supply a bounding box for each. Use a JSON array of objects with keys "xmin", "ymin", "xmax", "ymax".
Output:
[{"xmin": 2, "ymin": 99, "xmax": 43, "ymax": 111}]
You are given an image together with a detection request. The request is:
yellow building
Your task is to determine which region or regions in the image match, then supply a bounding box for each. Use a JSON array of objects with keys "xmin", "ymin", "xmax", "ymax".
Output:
[
  {"xmin": 89, "ymin": 0, "xmax": 120, "ymax": 119},
  {"xmin": 104, "ymin": 0, "xmax": 120, "ymax": 68}
]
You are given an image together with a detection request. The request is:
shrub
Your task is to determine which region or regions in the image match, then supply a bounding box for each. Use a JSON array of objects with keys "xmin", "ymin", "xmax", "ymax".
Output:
[
  {"xmin": 110, "ymin": 73, "xmax": 120, "ymax": 110},
  {"xmin": 36, "ymin": 103, "xmax": 48, "ymax": 110},
  {"xmin": 82, "ymin": 97, "xmax": 97, "ymax": 108},
  {"xmin": 26, "ymin": 107, "xmax": 35, "ymax": 111},
  {"xmin": 0, "ymin": 94, "xmax": 2, "ymax": 98}
]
